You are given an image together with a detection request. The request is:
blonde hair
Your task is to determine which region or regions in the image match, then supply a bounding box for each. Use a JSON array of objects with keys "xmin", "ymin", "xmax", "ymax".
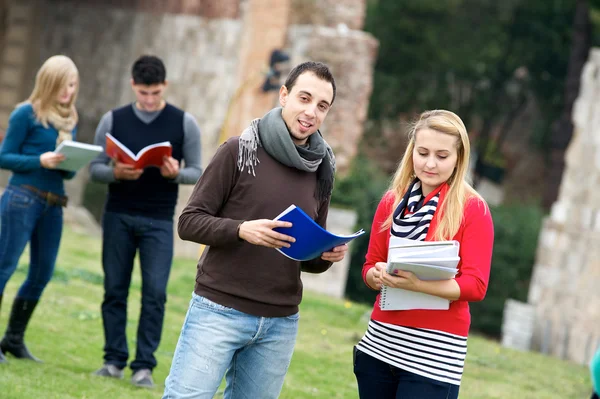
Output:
[
  {"xmin": 382, "ymin": 109, "xmax": 484, "ymax": 240},
  {"xmin": 23, "ymin": 55, "xmax": 79, "ymax": 128}
]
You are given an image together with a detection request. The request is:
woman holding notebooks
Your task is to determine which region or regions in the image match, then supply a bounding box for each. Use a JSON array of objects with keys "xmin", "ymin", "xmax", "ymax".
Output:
[
  {"xmin": 354, "ymin": 110, "xmax": 494, "ymax": 398},
  {"xmin": 0, "ymin": 55, "xmax": 79, "ymax": 363}
]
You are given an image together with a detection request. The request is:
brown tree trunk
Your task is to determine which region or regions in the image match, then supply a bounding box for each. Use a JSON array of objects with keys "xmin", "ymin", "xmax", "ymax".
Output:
[{"xmin": 543, "ymin": 0, "xmax": 591, "ymax": 210}]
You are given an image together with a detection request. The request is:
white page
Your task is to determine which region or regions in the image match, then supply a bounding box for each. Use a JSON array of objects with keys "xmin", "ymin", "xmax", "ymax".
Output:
[
  {"xmin": 380, "ymin": 287, "xmax": 450, "ymax": 310},
  {"xmin": 389, "ymin": 256, "xmax": 460, "ymax": 269},
  {"xmin": 387, "ymin": 261, "xmax": 457, "ymax": 280},
  {"xmin": 389, "ymin": 236, "xmax": 460, "ymax": 250},
  {"xmin": 55, "ymin": 140, "xmax": 103, "ymax": 172},
  {"xmin": 388, "ymin": 245, "xmax": 460, "ymax": 260}
]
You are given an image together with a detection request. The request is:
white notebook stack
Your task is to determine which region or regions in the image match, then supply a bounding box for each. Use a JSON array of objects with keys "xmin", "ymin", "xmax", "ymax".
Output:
[{"xmin": 380, "ymin": 237, "xmax": 460, "ymax": 311}]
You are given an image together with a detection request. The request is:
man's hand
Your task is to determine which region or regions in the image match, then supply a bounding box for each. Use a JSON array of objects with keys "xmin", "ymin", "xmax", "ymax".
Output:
[
  {"xmin": 40, "ymin": 152, "xmax": 65, "ymax": 169},
  {"xmin": 113, "ymin": 161, "xmax": 143, "ymax": 180},
  {"xmin": 160, "ymin": 156, "xmax": 179, "ymax": 179},
  {"xmin": 321, "ymin": 244, "xmax": 348, "ymax": 263},
  {"xmin": 238, "ymin": 219, "xmax": 296, "ymax": 248}
]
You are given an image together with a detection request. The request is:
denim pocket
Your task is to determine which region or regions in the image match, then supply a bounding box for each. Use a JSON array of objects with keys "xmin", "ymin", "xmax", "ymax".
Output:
[
  {"xmin": 193, "ymin": 294, "xmax": 235, "ymax": 313},
  {"xmin": 8, "ymin": 190, "xmax": 34, "ymax": 208},
  {"xmin": 285, "ymin": 312, "xmax": 300, "ymax": 321}
]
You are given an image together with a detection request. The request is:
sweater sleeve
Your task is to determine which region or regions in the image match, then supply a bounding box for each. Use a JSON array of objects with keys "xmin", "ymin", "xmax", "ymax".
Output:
[
  {"xmin": 301, "ymin": 197, "xmax": 334, "ymax": 274},
  {"xmin": 0, "ymin": 104, "xmax": 42, "ymax": 172},
  {"xmin": 177, "ymin": 138, "xmax": 242, "ymax": 247},
  {"xmin": 173, "ymin": 112, "xmax": 202, "ymax": 184},
  {"xmin": 361, "ymin": 191, "xmax": 394, "ymax": 286},
  {"xmin": 455, "ymin": 198, "xmax": 494, "ymax": 302},
  {"xmin": 89, "ymin": 111, "xmax": 117, "ymax": 184}
]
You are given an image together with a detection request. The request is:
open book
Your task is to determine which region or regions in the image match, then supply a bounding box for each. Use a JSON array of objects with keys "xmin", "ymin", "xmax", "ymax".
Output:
[
  {"xmin": 105, "ymin": 133, "xmax": 172, "ymax": 169},
  {"xmin": 55, "ymin": 140, "xmax": 103, "ymax": 172},
  {"xmin": 273, "ymin": 204, "xmax": 365, "ymax": 261},
  {"xmin": 380, "ymin": 238, "xmax": 460, "ymax": 311}
]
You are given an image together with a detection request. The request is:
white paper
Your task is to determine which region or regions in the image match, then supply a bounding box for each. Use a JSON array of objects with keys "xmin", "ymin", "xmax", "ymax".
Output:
[{"xmin": 55, "ymin": 140, "xmax": 103, "ymax": 172}]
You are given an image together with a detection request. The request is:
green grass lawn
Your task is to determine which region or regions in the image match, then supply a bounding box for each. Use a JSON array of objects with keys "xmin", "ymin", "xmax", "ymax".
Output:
[{"xmin": 0, "ymin": 227, "xmax": 593, "ymax": 398}]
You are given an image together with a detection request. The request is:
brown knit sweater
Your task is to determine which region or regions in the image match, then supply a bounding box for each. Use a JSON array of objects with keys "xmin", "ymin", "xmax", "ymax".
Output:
[{"xmin": 178, "ymin": 136, "xmax": 333, "ymax": 317}]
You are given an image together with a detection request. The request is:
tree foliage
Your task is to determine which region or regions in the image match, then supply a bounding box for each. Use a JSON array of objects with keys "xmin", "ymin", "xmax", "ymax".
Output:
[{"xmin": 365, "ymin": 0, "xmax": 577, "ymax": 152}]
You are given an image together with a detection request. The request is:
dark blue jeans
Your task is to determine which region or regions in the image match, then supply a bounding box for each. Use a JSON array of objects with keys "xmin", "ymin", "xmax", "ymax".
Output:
[
  {"xmin": 101, "ymin": 211, "xmax": 173, "ymax": 371},
  {"xmin": 353, "ymin": 347, "xmax": 460, "ymax": 399},
  {"xmin": 0, "ymin": 185, "xmax": 63, "ymax": 300}
]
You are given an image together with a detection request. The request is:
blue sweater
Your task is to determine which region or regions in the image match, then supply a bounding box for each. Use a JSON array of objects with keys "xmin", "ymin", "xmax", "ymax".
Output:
[{"xmin": 0, "ymin": 103, "xmax": 76, "ymax": 195}]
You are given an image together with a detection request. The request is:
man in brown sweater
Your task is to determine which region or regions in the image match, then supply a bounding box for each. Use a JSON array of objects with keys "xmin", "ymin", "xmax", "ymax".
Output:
[{"xmin": 162, "ymin": 62, "xmax": 347, "ymax": 399}]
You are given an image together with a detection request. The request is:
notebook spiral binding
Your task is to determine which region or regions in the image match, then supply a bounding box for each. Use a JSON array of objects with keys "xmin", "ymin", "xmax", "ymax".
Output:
[{"xmin": 379, "ymin": 286, "xmax": 389, "ymax": 309}]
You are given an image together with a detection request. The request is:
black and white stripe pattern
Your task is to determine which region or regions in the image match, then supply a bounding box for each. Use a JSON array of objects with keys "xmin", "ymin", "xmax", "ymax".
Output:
[
  {"xmin": 356, "ymin": 320, "xmax": 467, "ymax": 385},
  {"xmin": 391, "ymin": 180, "xmax": 439, "ymax": 241}
]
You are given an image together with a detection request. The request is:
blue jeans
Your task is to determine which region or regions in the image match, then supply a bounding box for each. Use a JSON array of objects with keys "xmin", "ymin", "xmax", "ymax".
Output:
[
  {"xmin": 101, "ymin": 211, "xmax": 173, "ymax": 371},
  {"xmin": 0, "ymin": 185, "xmax": 63, "ymax": 300},
  {"xmin": 354, "ymin": 347, "xmax": 460, "ymax": 399},
  {"xmin": 163, "ymin": 293, "xmax": 299, "ymax": 399}
]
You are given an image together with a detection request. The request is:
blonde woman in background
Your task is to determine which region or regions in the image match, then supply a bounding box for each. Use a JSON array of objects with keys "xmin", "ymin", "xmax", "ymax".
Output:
[
  {"xmin": 0, "ymin": 55, "xmax": 79, "ymax": 364},
  {"xmin": 354, "ymin": 110, "xmax": 494, "ymax": 398}
]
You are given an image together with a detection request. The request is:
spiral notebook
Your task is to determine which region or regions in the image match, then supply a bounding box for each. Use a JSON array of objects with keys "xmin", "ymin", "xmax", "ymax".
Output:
[{"xmin": 380, "ymin": 239, "xmax": 460, "ymax": 311}]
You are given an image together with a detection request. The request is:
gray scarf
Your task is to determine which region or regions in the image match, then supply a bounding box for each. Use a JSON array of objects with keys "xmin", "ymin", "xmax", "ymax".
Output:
[{"xmin": 238, "ymin": 107, "xmax": 335, "ymax": 201}]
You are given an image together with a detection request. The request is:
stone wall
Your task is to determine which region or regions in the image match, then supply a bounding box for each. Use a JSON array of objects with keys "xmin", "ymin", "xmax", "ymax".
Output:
[
  {"xmin": 521, "ymin": 48, "xmax": 600, "ymax": 365},
  {"xmin": 58, "ymin": 0, "xmax": 241, "ymax": 18},
  {"xmin": 286, "ymin": 24, "xmax": 378, "ymax": 174},
  {"xmin": 289, "ymin": 0, "xmax": 366, "ymax": 30}
]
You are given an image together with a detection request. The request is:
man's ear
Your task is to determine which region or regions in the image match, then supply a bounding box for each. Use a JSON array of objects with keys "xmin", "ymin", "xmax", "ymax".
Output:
[
  {"xmin": 130, "ymin": 78, "xmax": 135, "ymax": 89},
  {"xmin": 163, "ymin": 80, "xmax": 169, "ymax": 89},
  {"xmin": 279, "ymin": 85, "xmax": 288, "ymax": 107}
]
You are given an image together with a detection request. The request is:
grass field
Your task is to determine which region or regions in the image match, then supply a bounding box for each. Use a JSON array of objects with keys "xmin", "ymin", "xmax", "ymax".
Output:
[{"xmin": 0, "ymin": 227, "xmax": 593, "ymax": 398}]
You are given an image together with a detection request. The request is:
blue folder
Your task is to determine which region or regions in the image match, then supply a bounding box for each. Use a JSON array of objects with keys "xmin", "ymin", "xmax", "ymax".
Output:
[{"xmin": 273, "ymin": 205, "xmax": 365, "ymax": 261}]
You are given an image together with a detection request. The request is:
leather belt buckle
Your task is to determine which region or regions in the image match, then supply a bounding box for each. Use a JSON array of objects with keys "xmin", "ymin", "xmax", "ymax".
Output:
[{"xmin": 46, "ymin": 192, "xmax": 58, "ymax": 206}]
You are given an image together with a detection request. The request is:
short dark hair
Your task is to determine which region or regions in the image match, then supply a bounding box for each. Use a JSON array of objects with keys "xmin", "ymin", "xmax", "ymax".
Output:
[
  {"xmin": 131, "ymin": 55, "xmax": 166, "ymax": 85},
  {"xmin": 283, "ymin": 61, "xmax": 336, "ymax": 105}
]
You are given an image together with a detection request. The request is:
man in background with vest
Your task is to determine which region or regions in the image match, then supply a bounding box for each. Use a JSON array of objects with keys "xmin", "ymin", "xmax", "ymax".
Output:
[{"xmin": 89, "ymin": 55, "xmax": 202, "ymax": 389}]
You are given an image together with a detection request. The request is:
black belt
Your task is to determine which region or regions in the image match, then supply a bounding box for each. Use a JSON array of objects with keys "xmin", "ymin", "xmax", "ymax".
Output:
[{"xmin": 21, "ymin": 185, "xmax": 68, "ymax": 207}]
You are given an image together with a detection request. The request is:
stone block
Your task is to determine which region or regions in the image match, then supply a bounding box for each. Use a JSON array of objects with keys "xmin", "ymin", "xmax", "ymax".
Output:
[
  {"xmin": 475, "ymin": 178, "xmax": 505, "ymax": 206},
  {"xmin": 289, "ymin": 0, "xmax": 366, "ymax": 30},
  {"xmin": 501, "ymin": 299, "xmax": 535, "ymax": 351},
  {"xmin": 0, "ymin": 67, "xmax": 21, "ymax": 86},
  {"xmin": 2, "ymin": 45, "xmax": 27, "ymax": 65},
  {"xmin": 550, "ymin": 201, "xmax": 569, "ymax": 225},
  {"xmin": 0, "ymin": 89, "xmax": 18, "ymax": 109},
  {"xmin": 5, "ymin": 24, "xmax": 29, "ymax": 44},
  {"xmin": 7, "ymin": 3, "xmax": 33, "ymax": 22}
]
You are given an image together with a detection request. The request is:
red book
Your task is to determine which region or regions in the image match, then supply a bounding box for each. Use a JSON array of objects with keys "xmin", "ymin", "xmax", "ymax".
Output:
[{"xmin": 105, "ymin": 133, "xmax": 172, "ymax": 169}]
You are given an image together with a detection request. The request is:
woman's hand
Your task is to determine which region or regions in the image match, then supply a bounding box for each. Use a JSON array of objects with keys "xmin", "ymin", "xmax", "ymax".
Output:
[
  {"xmin": 366, "ymin": 262, "xmax": 387, "ymax": 290},
  {"xmin": 40, "ymin": 152, "xmax": 65, "ymax": 169},
  {"xmin": 378, "ymin": 263, "xmax": 422, "ymax": 292}
]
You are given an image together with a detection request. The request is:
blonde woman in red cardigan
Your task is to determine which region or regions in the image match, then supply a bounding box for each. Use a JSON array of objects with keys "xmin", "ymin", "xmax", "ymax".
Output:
[{"xmin": 354, "ymin": 110, "xmax": 494, "ymax": 399}]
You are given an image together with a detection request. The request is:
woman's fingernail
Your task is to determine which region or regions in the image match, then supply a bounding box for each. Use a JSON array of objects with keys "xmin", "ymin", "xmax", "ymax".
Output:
[{"xmin": 393, "ymin": 269, "xmax": 398, "ymax": 274}]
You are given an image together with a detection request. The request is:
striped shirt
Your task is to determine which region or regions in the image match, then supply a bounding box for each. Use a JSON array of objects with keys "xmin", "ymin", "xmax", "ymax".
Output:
[{"xmin": 356, "ymin": 320, "xmax": 468, "ymax": 385}]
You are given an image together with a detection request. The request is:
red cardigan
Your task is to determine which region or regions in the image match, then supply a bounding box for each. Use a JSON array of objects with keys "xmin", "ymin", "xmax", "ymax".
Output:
[{"xmin": 362, "ymin": 186, "xmax": 494, "ymax": 336}]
